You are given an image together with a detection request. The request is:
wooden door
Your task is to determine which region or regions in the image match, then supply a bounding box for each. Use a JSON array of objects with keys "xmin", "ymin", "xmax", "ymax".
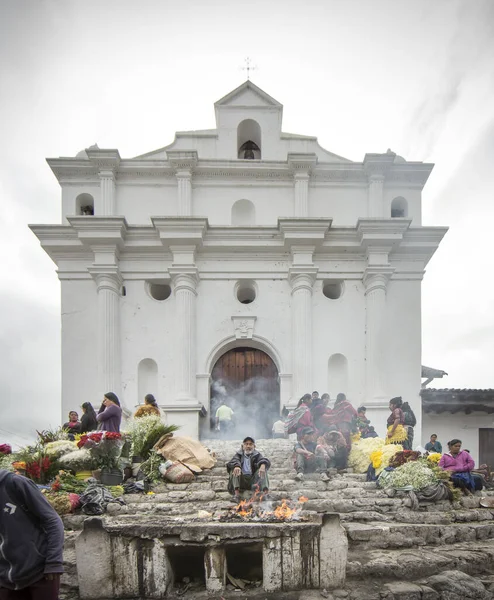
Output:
[
  {"xmin": 479, "ymin": 429, "xmax": 494, "ymax": 469},
  {"xmin": 209, "ymin": 347, "xmax": 280, "ymax": 440}
]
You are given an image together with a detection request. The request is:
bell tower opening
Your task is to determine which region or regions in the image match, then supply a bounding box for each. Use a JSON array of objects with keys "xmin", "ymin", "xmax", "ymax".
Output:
[
  {"xmin": 208, "ymin": 347, "xmax": 280, "ymax": 439},
  {"xmin": 237, "ymin": 119, "xmax": 261, "ymax": 159}
]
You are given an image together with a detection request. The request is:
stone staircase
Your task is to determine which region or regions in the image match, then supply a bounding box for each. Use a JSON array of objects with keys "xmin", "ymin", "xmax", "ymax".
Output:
[{"xmin": 61, "ymin": 438, "xmax": 494, "ymax": 599}]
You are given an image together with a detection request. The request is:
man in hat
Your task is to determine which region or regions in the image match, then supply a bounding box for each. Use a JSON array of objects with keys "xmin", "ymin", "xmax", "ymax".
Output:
[
  {"xmin": 294, "ymin": 427, "xmax": 330, "ymax": 482},
  {"xmin": 226, "ymin": 437, "xmax": 271, "ymax": 502}
]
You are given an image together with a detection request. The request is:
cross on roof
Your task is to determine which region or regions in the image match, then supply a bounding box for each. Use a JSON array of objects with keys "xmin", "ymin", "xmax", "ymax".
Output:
[{"xmin": 241, "ymin": 57, "xmax": 257, "ymax": 80}]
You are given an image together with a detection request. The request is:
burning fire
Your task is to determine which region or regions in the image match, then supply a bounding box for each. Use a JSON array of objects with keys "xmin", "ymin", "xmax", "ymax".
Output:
[{"xmin": 223, "ymin": 489, "xmax": 309, "ymax": 522}]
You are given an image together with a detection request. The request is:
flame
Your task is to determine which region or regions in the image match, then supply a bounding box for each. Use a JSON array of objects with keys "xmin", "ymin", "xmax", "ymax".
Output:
[
  {"xmin": 273, "ymin": 499, "xmax": 296, "ymax": 520},
  {"xmin": 298, "ymin": 496, "xmax": 309, "ymax": 503}
]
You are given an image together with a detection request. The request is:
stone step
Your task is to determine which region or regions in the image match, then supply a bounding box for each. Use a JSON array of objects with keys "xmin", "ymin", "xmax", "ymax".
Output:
[
  {"xmin": 346, "ymin": 539, "xmax": 494, "ymax": 582},
  {"xmin": 344, "ymin": 520, "xmax": 494, "ymax": 549}
]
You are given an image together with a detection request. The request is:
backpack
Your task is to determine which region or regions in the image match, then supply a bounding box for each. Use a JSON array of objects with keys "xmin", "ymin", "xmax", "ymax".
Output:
[
  {"xmin": 284, "ymin": 406, "xmax": 308, "ymax": 435},
  {"xmin": 403, "ymin": 410, "xmax": 416, "ymax": 427}
]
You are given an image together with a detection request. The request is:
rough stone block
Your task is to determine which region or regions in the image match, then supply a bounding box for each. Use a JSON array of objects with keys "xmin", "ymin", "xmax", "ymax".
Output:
[
  {"xmin": 75, "ymin": 518, "xmax": 114, "ymax": 599},
  {"xmin": 319, "ymin": 513, "xmax": 348, "ymax": 589},
  {"xmin": 263, "ymin": 537, "xmax": 283, "ymax": 591},
  {"xmin": 204, "ymin": 546, "xmax": 226, "ymax": 592},
  {"xmin": 382, "ymin": 581, "xmax": 422, "ymax": 599}
]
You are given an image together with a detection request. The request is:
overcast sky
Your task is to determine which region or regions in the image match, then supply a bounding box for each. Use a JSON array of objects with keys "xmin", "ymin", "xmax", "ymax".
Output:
[{"xmin": 1, "ymin": 0, "xmax": 493, "ymax": 447}]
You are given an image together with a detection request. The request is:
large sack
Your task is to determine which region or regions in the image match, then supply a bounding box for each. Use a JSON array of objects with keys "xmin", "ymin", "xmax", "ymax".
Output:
[
  {"xmin": 155, "ymin": 435, "xmax": 216, "ymax": 473},
  {"xmin": 163, "ymin": 461, "xmax": 195, "ymax": 484}
]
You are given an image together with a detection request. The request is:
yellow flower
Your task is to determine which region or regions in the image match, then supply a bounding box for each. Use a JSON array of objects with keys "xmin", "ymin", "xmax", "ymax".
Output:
[
  {"xmin": 147, "ymin": 491, "xmax": 155, "ymax": 495},
  {"xmin": 351, "ymin": 432, "xmax": 361, "ymax": 443},
  {"xmin": 427, "ymin": 452, "xmax": 442, "ymax": 464},
  {"xmin": 370, "ymin": 450, "xmax": 383, "ymax": 469}
]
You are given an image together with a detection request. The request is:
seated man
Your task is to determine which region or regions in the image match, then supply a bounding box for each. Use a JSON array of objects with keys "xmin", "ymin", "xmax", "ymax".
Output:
[
  {"xmin": 294, "ymin": 427, "xmax": 330, "ymax": 482},
  {"xmin": 226, "ymin": 437, "xmax": 271, "ymax": 502}
]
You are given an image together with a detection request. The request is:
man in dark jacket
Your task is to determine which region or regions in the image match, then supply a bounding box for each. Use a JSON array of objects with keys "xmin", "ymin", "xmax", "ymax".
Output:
[
  {"xmin": 226, "ymin": 437, "xmax": 271, "ymax": 502},
  {"xmin": 0, "ymin": 469, "xmax": 64, "ymax": 599}
]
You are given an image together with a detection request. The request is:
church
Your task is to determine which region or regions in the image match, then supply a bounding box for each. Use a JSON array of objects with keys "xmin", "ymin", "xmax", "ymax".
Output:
[{"xmin": 30, "ymin": 80, "xmax": 447, "ymax": 442}]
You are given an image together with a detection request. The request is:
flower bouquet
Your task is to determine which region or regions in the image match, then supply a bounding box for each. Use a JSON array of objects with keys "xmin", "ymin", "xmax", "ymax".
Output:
[
  {"xmin": 0, "ymin": 444, "xmax": 12, "ymax": 455},
  {"xmin": 59, "ymin": 448, "xmax": 94, "ymax": 472},
  {"xmin": 388, "ymin": 450, "xmax": 421, "ymax": 468},
  {"xmin": 427, "ymin": 452, "xmax": 442, "ymax": 465},
  {"xmin": 77, "ymin": 432, "xmax": 124, "ymax": 470}
]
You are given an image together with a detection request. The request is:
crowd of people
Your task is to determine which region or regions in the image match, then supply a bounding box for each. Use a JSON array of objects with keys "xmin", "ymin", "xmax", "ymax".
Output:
[{"xmin": 63, "ymin": 393, "xmax": 161, "ymax": 440}]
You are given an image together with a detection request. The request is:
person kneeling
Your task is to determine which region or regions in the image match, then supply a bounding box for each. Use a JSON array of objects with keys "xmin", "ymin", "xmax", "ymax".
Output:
[
  {"xmin": 294, "ymin": 427, "xmax": 330, "ymax": 482},
  {"xmin": 226, "ymin": 437, "xmax": 271, "ymax": 502}
]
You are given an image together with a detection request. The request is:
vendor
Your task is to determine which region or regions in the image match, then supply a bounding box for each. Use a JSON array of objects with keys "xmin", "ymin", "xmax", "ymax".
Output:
[
  {"xmin": 226, "ymin": 437, "xmax": 270, "ymax": 503},
  {"xmin": 385, "ymin": 397, "xmax": 408, "ymax": 445},
  {"xmin": 438, "ymin": 439, "xmax": 478, "ymax": 495},
  {"xmin": 63, "ymin": 411, "xmax": 81, "ymax": 440},
  {"xmin": 134, "ymin": 394, "xmax": 160, "ymax": 418}
]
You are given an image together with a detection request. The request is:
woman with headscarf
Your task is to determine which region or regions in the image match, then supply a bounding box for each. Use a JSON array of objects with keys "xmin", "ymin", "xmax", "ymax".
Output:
[
  {"xmin": 63, "ymin": 411, "xmax": 81, "ymax": 440},
  {"xmin": 311, "ymin": 394, "xmax": 332, "ymax": 434},
  {"xmin": 324, "ymin": 393, "xmax": 357, "ymax": 448},
  {"xmin": 80, "ymin": 402, "xmax": 98, "ymax": 433},
  {"xmin": 285, "ymin": 394, "xmax": 314, "ymax": 439},
  {"xmin": 96, "ymin": 392, "xmax": 122, "ymax": 433},
  {"xmin": 134, "ymin": 394, "xmax": 161, "ymax": 418},
  {"xmin": 385, "ymin": 396, "xmax": 408, "ymax": 445},
  {"xmin": 439, "ymin": 439, "xmax": 476, "ymax": 495}
]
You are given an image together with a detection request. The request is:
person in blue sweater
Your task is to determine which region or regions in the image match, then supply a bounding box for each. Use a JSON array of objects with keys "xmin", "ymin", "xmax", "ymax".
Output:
[
  {"xmin": 425, "ymin": 434, "xmax": 443, "ymax": 454},
  {"xmin": 0, "ymin": 470, "xmax": 64, "ymax": 599}
]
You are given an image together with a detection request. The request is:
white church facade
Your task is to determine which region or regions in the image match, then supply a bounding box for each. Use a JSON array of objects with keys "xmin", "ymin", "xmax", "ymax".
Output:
[{"xmin": 31, "ymin": 81, "xmax": 447, "ymax": 441}]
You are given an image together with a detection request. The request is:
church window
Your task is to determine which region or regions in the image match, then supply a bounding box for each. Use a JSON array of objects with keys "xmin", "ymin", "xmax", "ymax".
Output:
[
  {"xmin": 235, "ymin": 280, "xmax": 257, "ymax": 304},
  {"xmin": 391, "ymin": 196, "xmax": 408, "ymax": 218},
  {"xmin": 76, "ymin": 193, "xmax": 94, "ymax": 215},
  {"xmin": 322, "ymin": 280, "xmax": 343, "ymax": 300},
  {"xmin": 147, "ymin": 280, "xmax": 172, "ymax": 301},
  {"xmin": 237, "ymin": 119, "xmax": 261, "ymax": 159},
  {"xmin": 328, "ymin": 353, "xmax": 349, "ymax": 397},
  {"xmin": 231, "ymin": 199, "xmax": 256, "ymax": 225},
  {"xmin": 138, "ymin": 358, "xmax": 158, "ymax": 402}
]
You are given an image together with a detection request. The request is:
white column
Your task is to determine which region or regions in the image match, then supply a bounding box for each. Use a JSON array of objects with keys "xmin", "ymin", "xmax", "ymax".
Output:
[
  {"xmin": 294, "ymin": 172, "xmax": 309, "ymax": 217},
  {"xmin": 172, "ymin": 271, "xmax": 198, "ymax": 401},
  {"xmin": 176, "ymin": 169, "xmax": 192, "ymax": 216},
  {"xmin": 367, "ymin": 173, "xmax": 385, "ymax": 217},
  {"xmin": 93, "ymin": 271, "xmax": 122, "ymax": 396},
  {"xmin": 289, "ymin": 272, "xmax": 315, "ymax": 399},
  {"xmin": 99, "ymin": 169, "xmax": 116, "ymax": 216},
  {"xmin": 364, "ymin": 271, "xmax": 389, "ymax": 403}
]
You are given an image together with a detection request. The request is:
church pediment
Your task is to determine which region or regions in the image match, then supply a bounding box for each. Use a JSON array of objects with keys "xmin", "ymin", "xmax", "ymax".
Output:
[{"xmin": 215, "ymin": 80, "xmax": 282, "ymax": 109}]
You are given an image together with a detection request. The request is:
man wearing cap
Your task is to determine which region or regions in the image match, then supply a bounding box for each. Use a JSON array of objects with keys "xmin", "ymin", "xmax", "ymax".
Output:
[
  {"xmin": 294, "ymin": 427, "xmax": 330, "ymax": 482},
  {"xmin": 226, "ymin": 437, "xmax": 271, "ymax": 502}
]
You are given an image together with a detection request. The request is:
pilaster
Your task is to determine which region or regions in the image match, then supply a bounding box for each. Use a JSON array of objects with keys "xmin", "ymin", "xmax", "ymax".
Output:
[
  {"xmin": 289, "ymin": 247, "xmax": 318, "ymax": 400},
  {"xmin": 169, "ymin": 245, "xmax": 199, "ymax": 402},
  {"xmin": 363, "ymin": 152, "xmax": 395, "ymax": 218},
  {"xmin": 363, "ymin": 265, "xmax": 394, "ymax": 407},
  {"xmin": 88, "ymin": 266, "xmax": 123, "ymax": 398},
  {"xmin": 288, "ymin": 153, "xmax": 317, "ymax": 217},
  {"xmin": 167, "ymin": 150, "xmax": 198, "ymax": 216},
  {"xmin": 86, "ymin": 149, "xmax": 121, "ymax": 216}
]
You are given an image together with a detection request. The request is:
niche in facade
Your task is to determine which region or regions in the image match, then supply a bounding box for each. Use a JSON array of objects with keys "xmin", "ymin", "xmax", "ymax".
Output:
[
  {"xmin": 235, "ymin": 280, "xmax": 257, "ymax": 304},
  {"xmin": 147, "ymin": 280, "xmax": 172, "ymax": 301},
  {"xmin": 322, "ymin": 280, "xmax": 343, "ymax": 300},
  {"xmin": 391, "ymin": 196, "xmax": 408, "ymax": 218},
  {"xmin": 137, "ymin": 358, "xmax": 158, "ymax": 402},
  {"xmin": 237, "ymin": 119, "xmax": 261, "ymax": 159},
  {"xmin": 76, "ymin": 193, "xmax": 94, "ymax": 215},
  {"xmin": 231, "ymin": 199, "xmax": 256, "ymax": 225},
  {"xmin": 328, "ymin": 353, "xmax": 349, "ymax": 397}
]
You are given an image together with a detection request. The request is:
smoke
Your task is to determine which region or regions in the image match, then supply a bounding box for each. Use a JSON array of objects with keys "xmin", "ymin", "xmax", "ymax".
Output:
[{"xmin": 211, "ymin": 376, "xmax": 280, "ymax": 441}]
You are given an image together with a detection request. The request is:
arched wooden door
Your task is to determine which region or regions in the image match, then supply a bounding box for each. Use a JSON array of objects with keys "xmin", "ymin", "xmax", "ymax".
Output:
[{"xmin": 209, "ymin": 347, "xmax": 280, "ymax": 440}]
